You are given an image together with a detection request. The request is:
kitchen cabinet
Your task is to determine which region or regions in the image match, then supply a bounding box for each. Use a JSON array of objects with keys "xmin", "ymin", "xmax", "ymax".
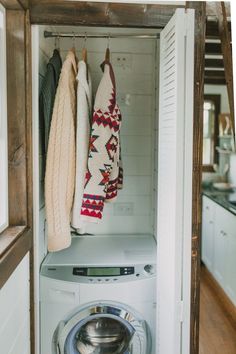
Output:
[
  {"xmin": 202, "ymin": 195, "xmax": 236, "ymax": 306},
  {"xmin": 201, "ymin": 196, "xmax": 215, "ymax": 272}
]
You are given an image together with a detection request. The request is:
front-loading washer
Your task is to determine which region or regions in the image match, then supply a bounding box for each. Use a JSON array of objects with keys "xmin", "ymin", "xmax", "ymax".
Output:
[{"xmin": 40, "ymin": 234, "xmax": 156, "ymax": 354}]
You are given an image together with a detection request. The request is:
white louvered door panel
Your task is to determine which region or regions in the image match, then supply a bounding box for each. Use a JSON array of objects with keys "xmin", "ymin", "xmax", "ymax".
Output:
[{"xmin": 157, "ymin": 9, "xmax": 195, "ymax": 354}]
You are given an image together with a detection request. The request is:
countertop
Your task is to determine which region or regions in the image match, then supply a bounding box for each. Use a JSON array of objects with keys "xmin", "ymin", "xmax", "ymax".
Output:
[{"xmin": 202, "ymin": 187, "xmax": 236, "ymax": 216}]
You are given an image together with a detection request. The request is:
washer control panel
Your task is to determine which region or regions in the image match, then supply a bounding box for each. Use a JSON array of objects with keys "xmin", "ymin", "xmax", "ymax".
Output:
[
  {"xmin": 73, "ymin": 266, "xmax": 135, "ymax": 277},
  {"xmin": 41, "ymin": 264, "xmax": 156, "ymax": 283}
]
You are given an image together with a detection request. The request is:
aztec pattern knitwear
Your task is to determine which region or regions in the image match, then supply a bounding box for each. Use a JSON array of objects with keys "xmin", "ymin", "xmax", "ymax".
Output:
[
  {"xmin": 45, "ymin": 50, "xmax": 77, "ymax": 252},
  {"xmin": 80, "ymin": 61, "xmax": 123, "ymax": 222}
]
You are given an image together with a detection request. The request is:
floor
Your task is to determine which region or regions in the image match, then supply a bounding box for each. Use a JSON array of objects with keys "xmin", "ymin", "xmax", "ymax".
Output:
[{"xmin": 199, "ymin": 266, "xmax": 236, "ymax": 354}]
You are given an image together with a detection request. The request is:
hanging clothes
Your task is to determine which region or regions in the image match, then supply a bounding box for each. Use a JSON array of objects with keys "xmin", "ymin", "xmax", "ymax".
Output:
[
  {"xmin": 80, "ymin": 61, "xmax": 123, "ymax": 222},
  {"xmin": 39, "ymin": 49, "xmax": 62, "ymax": 154},
  {"xmin": 45, "ymin": 50, "xmax": 77, "ymax": 252},
  {"xmin": 71, "ymin": 60, "xmax": 92, "ymax": 232}
]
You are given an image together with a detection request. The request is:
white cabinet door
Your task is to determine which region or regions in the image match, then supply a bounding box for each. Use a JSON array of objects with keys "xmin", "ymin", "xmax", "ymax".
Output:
[
  {"xmin": 202, "ymin": 198, "xmax": 236, "ymax": 306},
  {"xmin": 213, "ymin": 209, "xmax": 227, "ymax": 288},
  {"xmin": 223, "ymin": 211, "xmax": 236, "ymax": 306},
  {"xmin": 213, "ymin": 204, "xmax": 236, "ymax": 305},
  {"xmin": 201, "ymin": 196, "xmax": 215, "ymax": 272},
  {"xmin": 0, "ymin": 254, "xmax": 30, "ymax": 354},
  {"xmin": 157, "ymin": 8, "xmax": 194, "ymax": 354}
]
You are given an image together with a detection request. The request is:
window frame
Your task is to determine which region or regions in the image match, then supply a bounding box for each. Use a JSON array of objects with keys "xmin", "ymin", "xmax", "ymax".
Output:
[
  {"xmin": 203, "ymin": 94, "xmax": 221, "ymax": 172},
  {"xmin": 0, "ymin": 4, "xmax": 8, "ymax": 233}
]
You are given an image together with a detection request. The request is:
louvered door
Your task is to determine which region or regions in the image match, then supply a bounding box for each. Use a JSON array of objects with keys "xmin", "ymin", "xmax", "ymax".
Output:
[{"xmin": 157, "ymin": 9, "xmax": 195, "ymax": 354}]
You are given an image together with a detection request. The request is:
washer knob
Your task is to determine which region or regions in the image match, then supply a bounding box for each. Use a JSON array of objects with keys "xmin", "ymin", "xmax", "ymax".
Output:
[{"xmin": 144, "ymin": 264, "xmax": 154, "ymax": 274}]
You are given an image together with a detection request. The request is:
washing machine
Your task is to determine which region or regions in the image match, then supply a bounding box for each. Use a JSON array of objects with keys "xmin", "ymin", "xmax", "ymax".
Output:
[{"xmin": 40, "ymin": 234, "xmax": 156, "ymax": 354}]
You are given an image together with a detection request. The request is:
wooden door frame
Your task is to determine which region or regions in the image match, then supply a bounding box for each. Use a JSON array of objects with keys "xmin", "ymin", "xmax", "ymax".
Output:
[{"xmin": 0, "ymin": 2, "xmax": 206, "ymax": 354}]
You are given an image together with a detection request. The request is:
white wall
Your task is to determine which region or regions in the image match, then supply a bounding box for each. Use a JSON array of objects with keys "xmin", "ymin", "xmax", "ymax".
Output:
[
  {"xmin": 204, "ymin": 84, "xmax": 230, "ymax": 113},
  {"xmin": 0, "ymin": 254, "xmax": 30, "ymax": 354},
  {"xmin": 38, "ymin": 25, "xmax": 159, "ymax": 236}
]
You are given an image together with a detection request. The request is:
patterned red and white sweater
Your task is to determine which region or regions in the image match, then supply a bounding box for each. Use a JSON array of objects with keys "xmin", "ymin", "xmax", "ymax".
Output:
[{"xmin": 80, "ymin": 61, "xmax": 123, "ymax": 222}]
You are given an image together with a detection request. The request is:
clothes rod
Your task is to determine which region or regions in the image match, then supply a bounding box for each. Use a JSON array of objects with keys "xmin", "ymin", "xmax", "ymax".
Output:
[{"xmin": 44, "ymin": 30, "xmax": 159, "ymax": 39}]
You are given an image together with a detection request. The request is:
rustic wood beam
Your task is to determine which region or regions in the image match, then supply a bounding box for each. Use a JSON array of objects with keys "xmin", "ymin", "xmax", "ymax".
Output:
[
  {"xmin": 29, "ymin": 1, "xmax": 181, "ymax": 27},
  {"xmin": 0, "ymin": 228, "xmax": 32, "ymax": 289},
  {"xmin": 217, "ymin": 2, "xmax": 235, "ymax": 137},
  {"xmin": 187, "ymin": 2, "xmax": 206, "ymax": 354},
  {"xmin": 0, "ymin": 0, "xmax": 28, "ymax": 9},
  {"xmin": 6, "ymin": 9, "xmax": 28, "ymax": 225}
]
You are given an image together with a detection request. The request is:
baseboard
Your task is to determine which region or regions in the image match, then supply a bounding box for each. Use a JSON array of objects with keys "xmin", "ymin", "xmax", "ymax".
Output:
[{"xmin": 201, "ymin": 263, "xmax": 236, "ymax": 327}]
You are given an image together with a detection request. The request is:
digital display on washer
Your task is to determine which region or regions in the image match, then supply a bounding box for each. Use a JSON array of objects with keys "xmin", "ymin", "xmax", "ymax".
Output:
[
  {"xmin": 73, "ymin": 267, "xmax": 135, "ymax": 277},
  {"xmin": 87, "ymin": 267, "xmax": 120, "ymax": 276}
]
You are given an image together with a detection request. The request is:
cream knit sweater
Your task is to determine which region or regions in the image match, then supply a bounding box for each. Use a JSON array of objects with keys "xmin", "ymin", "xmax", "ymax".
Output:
[{"xmin": 45, "ymin": 50, "xmax": 77, "ymax": 252}]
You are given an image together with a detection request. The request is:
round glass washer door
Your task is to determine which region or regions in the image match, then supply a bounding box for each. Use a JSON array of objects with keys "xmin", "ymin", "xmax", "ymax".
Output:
[
  {"xmin": 67, "ymin": 314, "xmax": 133, "ymax": 354},
  {"xmin": 54, "ymin": 302, "xmax": 150, "ymax": 354}
]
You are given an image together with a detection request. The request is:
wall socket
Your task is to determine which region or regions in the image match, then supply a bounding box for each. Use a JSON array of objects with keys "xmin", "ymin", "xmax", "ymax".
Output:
[
  {"xmin": 112, "ymin": 53, "xmax": 132, "ymax": 71},
  {"xmin": 114, "ymin": 202, "xmax": 134, "ymax": 216},
  {"xmin": 117, "ymin": 93, "xmax": 131, "ymax": 106}
]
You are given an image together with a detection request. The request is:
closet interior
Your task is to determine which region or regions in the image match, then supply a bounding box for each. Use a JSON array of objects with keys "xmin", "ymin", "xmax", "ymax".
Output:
[
  {"xmin": 34, "ymin": 25, "xmax": 160, "ymax": 257},
  {"xmin": 32, "ymin": 24, "xmax": 161, "ymax": 352}
]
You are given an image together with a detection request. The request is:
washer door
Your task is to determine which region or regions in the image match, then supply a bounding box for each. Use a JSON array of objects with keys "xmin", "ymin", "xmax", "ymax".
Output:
[{"xmin": 52, "ymin": 302, "xmax": 150, "ymax": 354}]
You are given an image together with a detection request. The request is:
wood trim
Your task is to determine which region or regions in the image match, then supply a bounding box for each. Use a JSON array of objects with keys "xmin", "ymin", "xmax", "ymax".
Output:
[
  {"xmin": 187, "ymin": 2, "xmax": 206, "ymax": 354},
  {"xmin": 25, "ymin": 9, "xmax": 35, "ymax": 354},
  {"xmin": 0, "ymin": 226, "xmax": 26, "ymax": 257},
  {"xmin": 201, "ymin": 264, "xmax": 236, "ymax": 327},
  {"xmin": 29, "ymin": 2, "xmax": 181, "ymax": 27},
  {"xmin": 6, "ymin": 9, "xmax": 28, "ymax": 225},
  {"xmin": 0, "ymin": 227, "xmax": 32, "ymax": 288},
  {"xmin": 0, "ymin": 0, "xmax": 27, "ymax": 9}
]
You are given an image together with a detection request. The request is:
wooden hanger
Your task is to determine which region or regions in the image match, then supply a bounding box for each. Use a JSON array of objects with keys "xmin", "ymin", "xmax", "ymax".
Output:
[
  {"xmin": 71, "ymin": 33, "xmax": 76, "ymax": 55},
  {"xmin": 105, "ymin": 34, "xmax": 110, "ymax": 62},
  {"xmin": 82, "ymin": 33, "xmax": 87, "ymax": 63},
  {"xmin": 82, "ymin": 47, "xmax": 87, "ymax": 63},
  {"xmin": 105, "ymin": 47, "xmax": 110, "ymax": 62}
]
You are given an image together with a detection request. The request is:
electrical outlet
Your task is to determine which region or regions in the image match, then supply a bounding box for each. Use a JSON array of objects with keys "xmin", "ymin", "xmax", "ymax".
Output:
[
  {"xmin": 114, "ymin": 202, "xmax": 134, "ymax": 216},
  {"xmin": 112, "ymin": 53, "xmax": 132, "ymax": 71},
  {"xmin": 117, "ymin": 93, "xmax": 131, "ymax": 106}
]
